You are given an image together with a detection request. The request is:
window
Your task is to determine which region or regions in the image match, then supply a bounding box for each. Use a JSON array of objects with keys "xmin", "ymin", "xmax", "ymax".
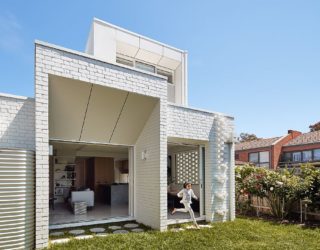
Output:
[
  {"xmin": 302, "ymin": 151, "xmax": 312, "ymax": 162},
  {"xmin": 292, "ymin": 152, "xmax": 301, "ymax": 162},
  {"xmin": 249, "ymin": 151, "xmax": 269, "ymax": 167},
  {"xmin": 156, "ymin": 69, "xmax": 173, "ymax": 84},
  {"xmin": 116, "ymin": 55, "xmax": 174, "ymax": 83},
  {"xmin": 314, "ymin": 149, "xmax": 320, "ymax": 161},
  {"xmin": 235, "ymin": 153, "xmax": 239, "ymax": 160},
  {"xmin": 259, "ymin": 151, "xmax": 269, "ymax": 163},
  {"xmin": 135, "ymin": 61, "xmax": 155, "ymax": 73},
  {"xmin": 249, "ymin": 152, "xmax": 259, "ymax": 163},
  {"xmin": 116, "ymin": 57, "xmax": 134, "ymax": 67},
  {"xmin": 283, "ymin": 152, "xmax": 292, "ymax": 162}
]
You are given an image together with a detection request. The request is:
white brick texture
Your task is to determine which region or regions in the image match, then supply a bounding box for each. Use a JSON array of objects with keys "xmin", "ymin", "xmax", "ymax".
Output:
[
  {"xmin": 1, "ymin": 41, "xmax": 235, "ymax": 249},
  {"xmin": 35, "ymin": 42, "xmax": 167, "ymax": 248},
  {"xmin": 167, "ymin": 104, "xmax": 235, "ymax": 223},
  {"xmin": 135, "ymin": 101, "xmax": 167, "ymax": 230},
  {"xmin": 0, "ymin": 95, "xmax": 35, "ymax": 150}
]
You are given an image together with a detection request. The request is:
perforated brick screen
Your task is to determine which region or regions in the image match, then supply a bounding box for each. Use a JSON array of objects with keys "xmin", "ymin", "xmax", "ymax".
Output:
[{"xmin": 176, "ymin": 150, "xmax": 199, "ymax": 184}]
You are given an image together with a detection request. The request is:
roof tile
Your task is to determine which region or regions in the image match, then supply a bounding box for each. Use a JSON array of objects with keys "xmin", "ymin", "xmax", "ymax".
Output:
[
  {"xmin": 235, "ymin": 137, "xmax": 281, "ymax": 151},
  {"xmin": 284, "ymin": 131, "xmax": 320, "ymax": 146}
]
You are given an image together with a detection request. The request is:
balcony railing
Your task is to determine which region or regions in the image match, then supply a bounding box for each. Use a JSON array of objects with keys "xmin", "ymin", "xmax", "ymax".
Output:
[{"xmin": 278, "ymin": 161, "xmax": 320, "ymax": 168}]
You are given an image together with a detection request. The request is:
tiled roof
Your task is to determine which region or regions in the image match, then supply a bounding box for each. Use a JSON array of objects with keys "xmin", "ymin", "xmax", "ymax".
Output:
[
  {"xmin": 235, "ymin": 137, "xmax": 281, "ymax": 151},
  {"xmin": 284, "ymin": 130, "xmax": 320, "ymax": 146}
]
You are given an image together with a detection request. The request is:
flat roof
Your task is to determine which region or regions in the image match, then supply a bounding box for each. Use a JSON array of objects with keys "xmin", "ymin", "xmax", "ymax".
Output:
[
  {"xmin": 168, "ymin": 102, "xmax": 234, "ymax": 120},
  {"xmin": 0, "ymin": 92, "xmax": 34, "ymax": 100},
  {"xmin": 93, "ymin": 18, "xmax": 186, "ymax": 54}
]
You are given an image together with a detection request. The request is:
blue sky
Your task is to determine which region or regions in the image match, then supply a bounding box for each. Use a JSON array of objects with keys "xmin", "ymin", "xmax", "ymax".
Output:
[{"xmin": 0, "ymin": 0, "xmax": 320, "ymax": 138}]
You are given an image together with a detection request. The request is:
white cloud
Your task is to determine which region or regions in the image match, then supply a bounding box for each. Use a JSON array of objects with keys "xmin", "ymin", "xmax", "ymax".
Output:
[{"xmin": 0, "ymin": 11, "xmax": 23, "ymax": 51}]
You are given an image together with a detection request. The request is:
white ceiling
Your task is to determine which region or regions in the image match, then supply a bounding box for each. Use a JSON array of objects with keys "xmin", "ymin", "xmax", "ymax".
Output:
[{"xmin": 49, "ymin": 76, "xmax": 158, "ymax": 145}]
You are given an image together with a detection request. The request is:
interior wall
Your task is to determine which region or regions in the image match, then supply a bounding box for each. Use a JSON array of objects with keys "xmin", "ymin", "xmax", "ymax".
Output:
[
  {"xmin": 114, "ymin": 160, "xmax": 121, "ymax": 183},
  {"xmin": 94, "ymin": 157, "xmax": 114, "ymax": 186},
  {"xmin": 114, "ymin": 160, "xmax": 129, "ymax": 183},
  {"xmin": 75, "ymin": 159, "xmax": 86, "ymax": 189}
]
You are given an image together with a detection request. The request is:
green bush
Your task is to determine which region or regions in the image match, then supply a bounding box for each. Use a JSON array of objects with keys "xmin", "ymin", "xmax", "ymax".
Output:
[{"xmin": 235, "ymin": 165, "xmax": 319, "ymax": 219}]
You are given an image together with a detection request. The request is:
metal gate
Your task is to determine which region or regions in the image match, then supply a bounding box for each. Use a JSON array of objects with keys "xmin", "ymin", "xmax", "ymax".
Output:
[{"xmin": 0, "ymin": 149, "xmax": 35, "ymax": 250}]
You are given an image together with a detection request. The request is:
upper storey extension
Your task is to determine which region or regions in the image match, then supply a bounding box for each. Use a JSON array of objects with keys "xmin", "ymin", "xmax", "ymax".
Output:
[{"xmin": 85, "ymin": 18, "xmax": 188, "ymax": 105}]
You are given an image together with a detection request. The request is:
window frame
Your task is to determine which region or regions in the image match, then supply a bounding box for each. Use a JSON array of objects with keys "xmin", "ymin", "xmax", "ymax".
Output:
[
  {"xmin": 116, "ymin": 56, "xmax": 134, "ymax": 67},
  {"xmin": 249, "ymin": 152, "xmax": 259, "ymax": 164},
  {"xmin": 249, "ymin": 151, "xmax": 270, "ymax": 168},
  {"xmin": 313, "ymin": 149, "xmax": 320, "ymax": 161},
  {"xmin": 235, "ymin": 153, "xmax": 239, "ymax": 160},
  {"xmin": 116, "ymin": 54, "xmax": 175, "ymax": 84},
  {"xmin": 302, "ymin": 150, "xmax": 312, "ymax": 162},
  {"xmin": 292, "ymin": 151, "xmax": 302, "ymax": 162},
  {"xmin": 156, "ymin": 67, "xmax": 174, "ymax": 84},
  {"xmin": 135, "ymin": 60, "xmax": 156, "ymax": 73},
  {"xmin": 283, "ymin": 152, "xmax": 292, "ymax": 162}
]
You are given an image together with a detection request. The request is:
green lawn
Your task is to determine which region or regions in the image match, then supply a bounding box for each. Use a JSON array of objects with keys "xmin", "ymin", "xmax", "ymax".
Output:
[{"xmin": 46, "ymin": 218, "xmax": 320, "ymax": 250}]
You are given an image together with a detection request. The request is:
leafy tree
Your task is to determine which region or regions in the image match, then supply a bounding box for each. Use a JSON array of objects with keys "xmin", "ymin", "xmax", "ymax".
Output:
[
  {"xmin": 238, "ymin": 133, "xmax": 260, "ymax": 143},
  {"xmin": 309, "ymin": 121, "xmax": 320, "ymax": 132}
]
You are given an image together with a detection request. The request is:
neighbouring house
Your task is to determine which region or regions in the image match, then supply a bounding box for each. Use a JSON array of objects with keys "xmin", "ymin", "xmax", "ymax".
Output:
[
  {"xmin": 0, "ymin": 18, "xmax": 235, "ymax": 249},
  {"xmin": 235, "ymin": 130, "xmax": 320, "ymax": 169},
  {"xmin": 235, "ymin": 130, "xmax": 301, "ymax": 169},
  {"xmin": 280, "ymin": 130, "xmax": 320, "ymax": 168}
]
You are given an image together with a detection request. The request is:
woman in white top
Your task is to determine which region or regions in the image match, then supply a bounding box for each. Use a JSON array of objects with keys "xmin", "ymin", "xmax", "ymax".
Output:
[{"xmin": 172, "ymin": 182, "xmax": 199, "ymax": 228}]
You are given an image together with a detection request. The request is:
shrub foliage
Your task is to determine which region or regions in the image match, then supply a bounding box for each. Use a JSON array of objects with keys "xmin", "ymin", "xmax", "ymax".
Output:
[{"xmin": 235, "ymin": 165, "xmax": 320, "ymax": 218}]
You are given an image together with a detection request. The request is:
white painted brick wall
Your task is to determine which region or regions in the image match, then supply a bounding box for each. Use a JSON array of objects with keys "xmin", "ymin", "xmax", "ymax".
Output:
[
  {"xmin": 135, "ymin": 101, "xmax": 167, "ymax": 230},
  {"xmin": 35, "ymin": 41, "xmax": 168, "ymax": 248},
  {"xmin": 33, "ymin": 40, "xmax": 234, "ymax": 248},
  {"xmin": 1, "ymin": 41, "xmax": 235, "ymax": 249},
  {"xmin": 167, "ymin": 104, "xmax": 235, "ymax": 223},
  {"xmin": 167, "ymin": 104, "xmax": 215, "ymax": 140},
  {"xmin": 0, "ymin": 94, "xmax": 35, "ymax": 150}
]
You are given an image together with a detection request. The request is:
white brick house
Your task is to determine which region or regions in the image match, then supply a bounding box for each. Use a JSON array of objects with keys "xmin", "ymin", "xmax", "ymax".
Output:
[{"xmin": 0, "ymin": 18, "xmax": 235, "ymax": 249}]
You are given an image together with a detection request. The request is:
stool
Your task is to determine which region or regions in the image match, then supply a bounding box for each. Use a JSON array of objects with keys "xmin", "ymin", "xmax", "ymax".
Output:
[{"xmin": 72, "ymin": 201, "xmax": 87, "ymax": 215}]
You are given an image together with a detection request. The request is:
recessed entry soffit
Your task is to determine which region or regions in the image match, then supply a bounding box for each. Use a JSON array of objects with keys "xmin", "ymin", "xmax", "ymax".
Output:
[{"xmin": 49, "ymin": 76, "xmax": 158, "ymax": 145}]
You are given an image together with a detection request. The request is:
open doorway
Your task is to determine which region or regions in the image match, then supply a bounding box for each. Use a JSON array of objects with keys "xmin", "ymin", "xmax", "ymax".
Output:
[
  {"xmin": 167, "ymin": 143, "xmax": 205, "ymax": 222},
  {"xmin": 49, "ymin": 141, "xmax": 133, "ymax": 227}
]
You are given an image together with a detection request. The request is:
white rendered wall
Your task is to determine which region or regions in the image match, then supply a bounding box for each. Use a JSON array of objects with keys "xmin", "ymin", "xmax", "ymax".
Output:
[
  {"xmin": 35, "ymin": 41, "xmax": 167, "ymax": 248},
  {"xmin": 0, "ymin": 94, "xmax": 35, "ymax": 150},
  {"xmin": 91, "ymin": 21, "xmax": 117, "ymax": 63}
]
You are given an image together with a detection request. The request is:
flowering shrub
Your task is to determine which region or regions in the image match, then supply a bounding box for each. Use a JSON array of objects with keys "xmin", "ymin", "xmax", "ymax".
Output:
[
  {"xmin": 235, "ymin": 165, "xmax": 314, "ymax": 218},
  {"xmin": 300, "ymin": 165, "xmax": 320, "ymax": 211}
]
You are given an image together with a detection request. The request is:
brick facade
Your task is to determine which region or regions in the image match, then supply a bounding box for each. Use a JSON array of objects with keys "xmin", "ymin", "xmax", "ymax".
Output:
[
  {"xmin": 0, "ymin": 94, "xmax": 35, "ymax": 150},
  {"xmin": 0, "ymin": 39, "xmax": 235, "ymax": 249},
  {"xmin": 236, "ymin": 130, "xmax": 303, "ymax": 169},
  {"xmin": 35, "ymin": 41, "xmax": 168, "ymax": 248},
  {"xmin": 167, "ymin": 104, "xmax": 235, "ymax": 222}
]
